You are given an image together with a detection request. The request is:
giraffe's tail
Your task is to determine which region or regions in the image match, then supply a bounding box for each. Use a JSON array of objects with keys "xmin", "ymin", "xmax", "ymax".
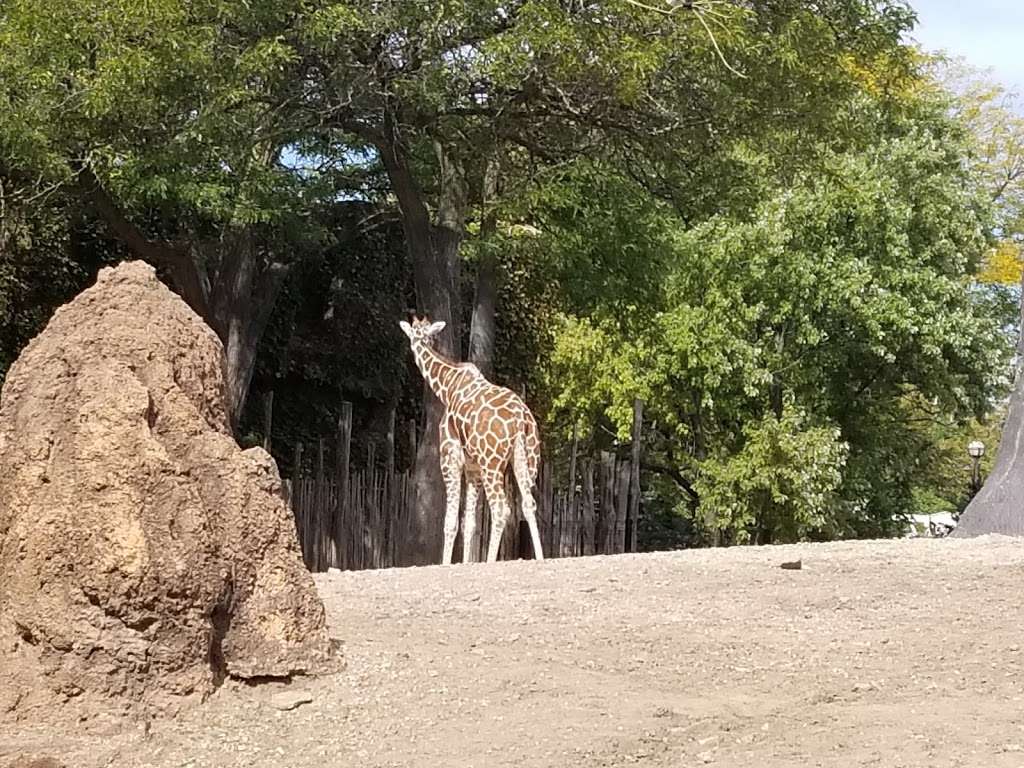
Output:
[
  {"xmin": 515, "ymin": 409, "xmax": 541, "ymax": 484},
  {"xmin": 512, "ymin": 411, "xmax": 545, "ymax": 561}
]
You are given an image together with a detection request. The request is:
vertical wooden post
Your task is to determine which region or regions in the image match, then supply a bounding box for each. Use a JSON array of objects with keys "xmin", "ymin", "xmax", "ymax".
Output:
[
  {"xmin": 381, "ymin": 408, "xmax": 396, "ymax": 567},
  {"xmin": 598, "ymin": 452, "xmax": 616, "ymax": 554},
  {"xmin": 292, "ymin": 443, "xmax": 304, "ymax": 487},
  {"xmin": 293, "ymin": 442, "xmax": 306, "ymax": 567},
  {"xmin": 404, "ymin": 417, "xmax": 417, "ymax": 564},
  {"xmin": 314, "ymin": 438, "xmax": 325, "ymax": 571},
  {"xmin": 406, "ymin": 418, "xmax": 417, "ymax": 472},
  {"xmin": 262, "ymin": 391, "xmax": 274, "ymax": 453},
  {"xmin": 336, "ymin": 403, "xmax": 352, "ymax": 570},
  {"xmin": 581, "ymin": 457, "xmax": 596, "ymax": 556},
  {"xmin": 385, "ymin": 409, "xmax": 396, "ymax": 477},
  {"xmin": 628, "ymin": 398, "xmax": 643, "ymax": 553},
  {"xmin": 540, "ymin": 459, "xmax": 554, "ymax": 556},
  {"xmin": 615, "ymin": 459, "xmax": 630, "ymax": 554},
  {"xmin": 367, "ymin": 438, "xmax": 377, "ymax": 474},
  {"xmin": 566, "ymin": 423, "xmax": 579, "ymax": 556}
]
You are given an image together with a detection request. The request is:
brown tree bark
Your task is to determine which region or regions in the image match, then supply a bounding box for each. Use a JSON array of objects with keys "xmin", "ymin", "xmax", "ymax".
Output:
[
  {"xmin": 77, "ymin": 165, "xmax": 288, "ymax": 430},
  {"xmin": 376, "ymin": 132, "xmax": 467, "ymax": 566},
  {"xmin": 468, "ymin": 159, "xmax": 500, "ymax": 378}
]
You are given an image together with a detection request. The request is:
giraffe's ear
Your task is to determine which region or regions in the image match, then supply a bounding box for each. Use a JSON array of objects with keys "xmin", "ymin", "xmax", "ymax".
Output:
[
  {"xmin": 398, "ymin": 320, "xmax": 413, "ymax": 338},
  {"xmin": 426, "ymin": 321, "xmax": 446, "ymax": 336}
]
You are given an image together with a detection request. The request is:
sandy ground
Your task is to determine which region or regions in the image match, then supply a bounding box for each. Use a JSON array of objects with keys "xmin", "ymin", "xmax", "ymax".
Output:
[{"xmin": 4, "ymin": 536, "xmax": 1024, "ymax": 767}]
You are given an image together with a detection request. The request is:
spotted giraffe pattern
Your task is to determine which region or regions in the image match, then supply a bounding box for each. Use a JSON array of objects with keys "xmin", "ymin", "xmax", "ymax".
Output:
[{"xmin": 400, "ymin": 316, "xmax": 544, "ymax": 564}]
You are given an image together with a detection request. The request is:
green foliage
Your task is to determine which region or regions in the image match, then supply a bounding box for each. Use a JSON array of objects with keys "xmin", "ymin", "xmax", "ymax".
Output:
[
  {"xmin": 0, "ymin": 188, "xmax": 122, "ymax": 384},
  {"xmin": 0, "ymin": 0, "xmax": 312, "ymax": 228},
  {"xmin": 541, "ymin": 84, "xmax": 1013, "ymax": 544},
  {"xmin": 696, "ymin": 409, "xmax": 848, "ymax": 545}
]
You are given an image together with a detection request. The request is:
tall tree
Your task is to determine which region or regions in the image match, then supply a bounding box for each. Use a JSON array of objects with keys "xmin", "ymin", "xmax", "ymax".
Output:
[
  {"xmin": 0, "ymin": 0, "xmax": 320, "ymax": 426},
  {"xmin": 295, "ymin": 0, "xmax": 917, "ymax": 562},
  {"xmin": 539, "ymin": 69, "xmax": 1011, "ymax": 544}
]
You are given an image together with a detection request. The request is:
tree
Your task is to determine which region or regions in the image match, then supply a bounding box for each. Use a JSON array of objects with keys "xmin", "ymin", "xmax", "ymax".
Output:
[
  {"xmin": 294, "ymin": 0, "xmax": 920, "ymax": 561},
  {"xmin": 541, "ymin": 80, "xmax": 1012, "ymax": 544},
  {"xmin": 0, "ymin": 174, "xmax": 123, "ymax": 384},
  {"xmin": 0, "ymin": 0, "xmax": 324, "ymax": 426}
]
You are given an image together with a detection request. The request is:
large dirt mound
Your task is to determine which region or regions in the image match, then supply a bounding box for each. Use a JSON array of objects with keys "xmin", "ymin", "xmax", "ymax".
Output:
[{"xmin": 0, "ymin": 261, "xmax": 335, "ymax": 722}]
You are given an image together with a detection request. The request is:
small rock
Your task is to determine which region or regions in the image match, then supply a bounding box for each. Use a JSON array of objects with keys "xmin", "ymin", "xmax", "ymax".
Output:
[
  {"xmin": 780, "ymin": 560, "xmax": 802, "ymax": 570},
  {"xmin": 270, "ymin": 691, "xmax": 314, "ymax": 711}
]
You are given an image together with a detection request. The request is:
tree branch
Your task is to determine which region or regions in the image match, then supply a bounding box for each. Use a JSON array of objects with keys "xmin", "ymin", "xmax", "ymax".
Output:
[
  {"xmin": 643, "ymin": 460, "xmax": 700, "ymax": 502},
  {"xmin": 74, "ymin": 161, "xmax": 211, "ymax": 317}
]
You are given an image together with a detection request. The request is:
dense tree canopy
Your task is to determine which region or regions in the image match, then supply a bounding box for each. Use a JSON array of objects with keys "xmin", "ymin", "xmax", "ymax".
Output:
[{"xmin": 1, "ymin": 0, "xmax": 1018, "ymax": 554}]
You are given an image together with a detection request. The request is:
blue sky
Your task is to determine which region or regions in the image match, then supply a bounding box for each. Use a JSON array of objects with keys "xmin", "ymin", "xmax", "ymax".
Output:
[{"xmin": 907, "ymin": 0, "xmax": 1024, "ymax": 94}]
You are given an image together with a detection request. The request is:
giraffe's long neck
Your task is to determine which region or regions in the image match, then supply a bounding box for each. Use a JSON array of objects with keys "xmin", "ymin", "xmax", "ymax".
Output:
[{"xmin": 411, "ymin": 341, "xmax": 475, "ymax": 407}]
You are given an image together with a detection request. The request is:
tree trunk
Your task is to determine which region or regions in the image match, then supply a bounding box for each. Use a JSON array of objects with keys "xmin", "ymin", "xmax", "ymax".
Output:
[
  {"xmin": 205, "ymin": 232, "xmax": 290, "ymax": 430},
  {"xmin": 769, "ymin": 326, "xmax": 785, "ymax": 420},
  {"xmin": 377, "ymin": 132, "xmax": 467, "ymax": 565},
  {"xmin": 469, "ymin": 250, "xmax": 498, "ymax": 377},
  {"xmin": 469, "ymin": 159, "xmax": 500, "ymax": 377},
  {"xmin": 79, "ymin": 166, "xmax": 287, "ymax": 430},
  {"xmin": 954, "ymin": 268, "xmax": 1024, "ymax": 537}
]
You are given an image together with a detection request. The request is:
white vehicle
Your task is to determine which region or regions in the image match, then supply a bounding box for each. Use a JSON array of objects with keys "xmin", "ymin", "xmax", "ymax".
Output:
[{"xmin": 902, "ymin": 512, "xmax": 958, "ymax": 538}]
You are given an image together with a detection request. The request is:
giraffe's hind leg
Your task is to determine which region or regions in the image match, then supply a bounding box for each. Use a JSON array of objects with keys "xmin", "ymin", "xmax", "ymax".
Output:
[
  {"xmin": 513, "ymin": 433, "xmax": 544, "ymax": 560},
  {"xmin": 439, "ymin": 436, "xmax": 465, "ymax": 566},
  {"xmin": 462, "ymin": 467, "xmax": 482, "ymax": 564},
  {"xmin": 483, "ymin": 470, "xmax": 511, "ymax": 563}
]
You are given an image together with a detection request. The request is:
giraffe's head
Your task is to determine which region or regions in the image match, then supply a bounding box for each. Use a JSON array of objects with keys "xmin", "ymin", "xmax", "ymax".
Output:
[{"xmin": 399, "ymin": 315, "xmax": 446, "ymax": 346}]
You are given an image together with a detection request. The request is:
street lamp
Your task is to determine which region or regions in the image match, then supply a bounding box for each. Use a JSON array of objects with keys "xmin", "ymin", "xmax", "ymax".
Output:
[{"xmin": 967, "ymin": 440, "xmax": 985, "ymax": 499}]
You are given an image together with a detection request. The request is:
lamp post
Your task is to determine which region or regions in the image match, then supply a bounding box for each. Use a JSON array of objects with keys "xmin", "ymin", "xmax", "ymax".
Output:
[{"xmin": 967, "ymin": 439, "xmax": 985, "ymax": 499}]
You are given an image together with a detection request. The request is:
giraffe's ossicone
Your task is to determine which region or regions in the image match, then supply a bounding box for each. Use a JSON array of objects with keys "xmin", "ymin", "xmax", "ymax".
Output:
[{"xmin": 400, "ymin": 315, "xmax": 544, "ymax": 564}]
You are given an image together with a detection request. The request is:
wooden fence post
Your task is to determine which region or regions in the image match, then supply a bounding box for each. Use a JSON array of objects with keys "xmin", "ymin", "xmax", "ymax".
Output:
[
  {"xmin": 335, "ymin": 403, "xmax": 352, "ymax": 570},
  {"xmin": 313, "ymin": 438, "xmax": 325, "ymax": 571},
  {"xmin": 262, "ymin": 391, "xmax": 274, "ymax": 453},
  {"xmin": 615, "ymin": 459, "xmax": 630, "ymax": 554},
  {"xmin": 385, "ymin": 409, "xmax": 396, "ymax": 477},
  {"xmin": 566, "ymin": 423, "xmax": 579, "ymax": 556},
  {"xmin": 581, "ymin": 457, "xmax": 596, "ymax": 556},
  {"xmin": 599, "ymin": 452, "xmax": 617, "ymax": 554},
  {"xmin": 539, "ymin": 458, "xmax": 554, "ymax": 557},
  {"xmin": 292, "ymin": 442, "xmax": 306, "ymax": 567},
  {"xmin": 628, "ymin": 398, "xmax": 643, "ymax": 553},
  {"xmin": 406, "ymin": 418, "xmax": 417, "ymax": 472}
]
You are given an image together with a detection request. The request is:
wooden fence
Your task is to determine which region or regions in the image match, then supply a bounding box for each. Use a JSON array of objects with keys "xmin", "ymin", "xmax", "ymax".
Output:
[{"xmin": 274, "ymin": 398, "xmax": 645, "ymax": 572}]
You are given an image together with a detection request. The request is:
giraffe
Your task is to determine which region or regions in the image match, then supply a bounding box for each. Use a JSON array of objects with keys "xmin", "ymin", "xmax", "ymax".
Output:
[{"xmin": 400, "ymin": 315, "xmax": 544, "ymax": 565}]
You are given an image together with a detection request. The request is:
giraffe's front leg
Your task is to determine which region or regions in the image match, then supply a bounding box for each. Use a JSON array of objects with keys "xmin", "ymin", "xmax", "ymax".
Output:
[{"xmin": 439, "ymin": 430, "xmax": 465, "ymax": 566}]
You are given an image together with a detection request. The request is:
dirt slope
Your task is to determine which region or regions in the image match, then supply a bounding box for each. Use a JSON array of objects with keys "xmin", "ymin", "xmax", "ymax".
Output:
[{"xmin": 3, "ymin": 536, "xmax": 1024, "ymax": 767}]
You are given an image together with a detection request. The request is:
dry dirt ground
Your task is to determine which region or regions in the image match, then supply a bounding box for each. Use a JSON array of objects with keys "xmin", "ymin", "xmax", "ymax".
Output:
[{"xmin": 4, "ymin": 536, "xmax": 1024, "ymax": 767}]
